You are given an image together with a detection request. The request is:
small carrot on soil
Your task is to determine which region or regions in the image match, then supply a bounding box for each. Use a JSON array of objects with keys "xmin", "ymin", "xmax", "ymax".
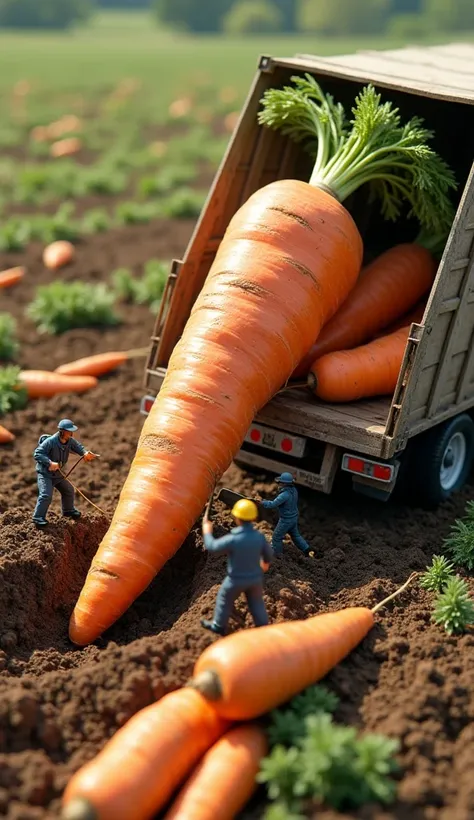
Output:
[
  {"xmin": 0, "ymin": 267, "xmax": 25, "ymax": 289},
  {"xmin": 43, "ymin": 240, "xmax": 75, "ymax": 270},
  {"xmin": 55, "ymin": 348, "xmax": 149, "ymax": 377},
  {"xmin": 19, "ymin": 370, "xmax": 98, "ymax": 399},
  {"xmin": 61, "ymin": 688, "xmax": 230, "ymax": 820},
  {"xmin": 0, "ymin": 424, "xmax": 15, "ymax": 444},
  {"xmin": 164, "ymin": 724, "xmax": 268, "ymax": 820},
  {"xmin": 189, "ymin": 574, "xmax": 417, "ymax": 720}
]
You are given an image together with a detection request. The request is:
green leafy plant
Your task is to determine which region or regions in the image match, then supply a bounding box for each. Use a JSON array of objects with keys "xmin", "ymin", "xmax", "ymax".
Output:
[
  {"xmin": 444, "ymin": 516, "xmax": 474, "ymax": 571},
  {"xmin": 137, "ymin": 164, "xmax": 197, "ymax": 197},
  {"xmin": 114, "ymin": 201, "xmax": 157, "ymax": 225},
  {"xmin": 26, "ymin": 281, "xmax": 120, "ymax": 335},
  {"xmin": 41, "ymin": 202, "xmax": 81, "ymax": 243},
  {"xmin": 267, "ymin": 685, "xmax": 339, "ymax": 748},
  {"xmin": 0, "ymin": 219, "xmax": 32, "ymax": 252},
  {"xmin": 420, "ymin": 555, "xmax": 455, "ymax": 592},
  {"xmin": 0, "ymin": 314, "xmax": 19, "ymax": 362},
  {"xmin": 258, "ymin": 74, "xmax": 457, "ymax": 235},
  {"xmin": 160, "ymin": 187, "xmax": 206, "ymax": 219},
  {"xmin": 0, "ymin": 366, "xmax": 27, "ymax": 417},
  {"xmin": 258, "ymin": 712, "xmax": 399, "ymax": 815},
  {"xmin": 432, "ymin": 575, "xmax": 474, "ymax": 635},
  {"xmin": 112, "ymin": 259, "xmax": 168, "ymax": 313},
  {"xmin": 81, "ymin": 208, "xmax": 111, "ymax": 235}
]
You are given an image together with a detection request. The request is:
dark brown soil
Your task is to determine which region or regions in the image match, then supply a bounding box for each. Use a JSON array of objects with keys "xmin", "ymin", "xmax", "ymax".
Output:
[{"xmin": 1, "ymin": 221, "xmax": 473, "ymax": 820}]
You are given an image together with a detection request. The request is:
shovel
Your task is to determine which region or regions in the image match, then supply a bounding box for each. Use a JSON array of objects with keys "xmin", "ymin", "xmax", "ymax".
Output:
[
  {"xmin": 203, "ymin": 486, "xmax": 246, "ymax": 630},
  {"xmin": 215, "ymin": 487, "xmax": 274, "ymax": 525}
]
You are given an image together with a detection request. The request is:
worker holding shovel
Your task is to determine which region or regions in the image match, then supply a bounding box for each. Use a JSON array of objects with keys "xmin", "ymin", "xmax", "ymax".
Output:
[
  {"xmin": 201, "ymin": 498, "xmax": 273, "ymax": 637},
  {"xmin": 32, "ymin": 418, "xmax": 99, "ymax": 529}
]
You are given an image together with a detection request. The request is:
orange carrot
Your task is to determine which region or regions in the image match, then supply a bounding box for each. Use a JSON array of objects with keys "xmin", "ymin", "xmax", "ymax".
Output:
[
  {"xmin": 308, "ymin": 325, "xmax": 411, "ymax": 403},
  {"xmin": 69, "ymin": 179, "xmax": 363, "ymax": 645},
  {"xmin": 189, "ymin": 575, "xmax": 416, "ymax": 720},
  {"xmin": 376, "ymin": 298, "xmax": 426, "ymax": 337},
  {"xmin": 0, "ymin": 267, "xmax": 25, "ymax": 289},
  {"xmin": 292, "ymin": 243, "xmax": 436, "ymax": 378},
  {"xmin": 61, "ymin": 688, "xmax": 230, "ymax": 820},
  {"xmin": 19, "ymin": 370, "xmax": 98, "ymax": 399},
  {"xmin": 164, "ymin": 725, "xmax": 268, "ymax": 820},
  {"xmin": 43, "ymin": 240, "xmax": 75, "ymax": 270},
  {"xmin": 50, "ymin": 137, "xmax": 82, "ymax": 158},
  {"xmin": 0, "ymin": 425, "xmax": 15, "ymax": 444},
  {"xmin": 55, "ymin": 348, "xmax": 149, "ymax": 377}
]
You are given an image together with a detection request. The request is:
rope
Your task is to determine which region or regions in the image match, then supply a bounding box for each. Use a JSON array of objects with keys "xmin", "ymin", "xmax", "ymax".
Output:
[{"xmin": 58, "ymin": 467, "xmax": 109, "ymax": 518}]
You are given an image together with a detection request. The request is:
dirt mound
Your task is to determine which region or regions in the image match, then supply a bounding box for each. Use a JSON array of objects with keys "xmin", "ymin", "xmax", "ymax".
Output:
[{"xmin": 1, "ymin": 220, "xmax": 474, "ymax": 819}]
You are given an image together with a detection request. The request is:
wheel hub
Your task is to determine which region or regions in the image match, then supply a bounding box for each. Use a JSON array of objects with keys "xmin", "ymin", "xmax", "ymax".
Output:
[{"xmin": 440, "ymin": 431, "xmax": 467, "ymax": 491}]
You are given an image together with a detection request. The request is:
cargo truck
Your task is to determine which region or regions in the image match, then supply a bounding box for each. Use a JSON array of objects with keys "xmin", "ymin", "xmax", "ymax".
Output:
[{"xmin": 141, "ymin": 42, "xmax": 474, "ymax": 507}]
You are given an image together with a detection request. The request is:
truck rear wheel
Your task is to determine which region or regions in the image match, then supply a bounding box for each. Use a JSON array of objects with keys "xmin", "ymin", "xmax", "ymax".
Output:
[{"xmin": 407, "ymin": 413, "xmax": 474, "ymax": 508}]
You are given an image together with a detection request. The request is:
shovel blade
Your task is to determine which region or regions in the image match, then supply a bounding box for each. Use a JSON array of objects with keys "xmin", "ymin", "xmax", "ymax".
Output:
[{"xmin": 216, "ymin": 488, "xmax": 273, "ymax": 524}]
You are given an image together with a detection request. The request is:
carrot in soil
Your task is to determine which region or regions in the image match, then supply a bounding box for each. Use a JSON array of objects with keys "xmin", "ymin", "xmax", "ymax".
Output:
[
  {"xmin": 43, "ymin": 240, "xmax": 75, "ymax": 270},
  {"xmin": 55, "ymin": 348, "xmax": 149, "ymax": 377},
  {"xmin": 19, "ymin": 370, "xmax": 98, "ymax": 399},
  {"xmin": 0, "ymin": 424, "xmax": 14, "ymax": 443},
  {"xmin": 308, "ymin": 324, "xmax": 411, "ymax": 403},
  {"xmin": 292, "ymin": 242, "xmax": 436, "ymax": 378},
  {"xmin": 164, "ymin": 724, "xmax": 268, "ymax": 820},
  {"xmin": 61, "ymin": 688, "xmax": 230, "ymax": 820},
  {"xmin": 69, "ymin": 76, "xmax": 455, "ymax": 646},
  {"xmin": 189, "ymin": 574, "xmax": 417, "ymax": 720},
  {"xmin": 0, "ymin": 267, "xmax": 25, "ymax": 289}
]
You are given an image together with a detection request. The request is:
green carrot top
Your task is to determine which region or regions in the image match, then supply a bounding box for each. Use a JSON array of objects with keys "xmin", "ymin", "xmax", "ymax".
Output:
[{"xmin": 258, "ymin": 74, "xmax": 457, "ymax": 236}]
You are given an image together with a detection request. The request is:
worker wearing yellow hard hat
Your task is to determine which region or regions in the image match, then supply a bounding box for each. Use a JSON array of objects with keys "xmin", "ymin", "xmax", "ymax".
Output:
[{"xmin": 201, "ymin": 496, "xmax": 273, "ymax": 637}]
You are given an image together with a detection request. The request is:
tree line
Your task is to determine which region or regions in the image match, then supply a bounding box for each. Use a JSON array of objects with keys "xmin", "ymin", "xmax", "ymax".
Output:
[{"xmin": 0, "ymin": 0, "xmax": 473, "ymax": 35}]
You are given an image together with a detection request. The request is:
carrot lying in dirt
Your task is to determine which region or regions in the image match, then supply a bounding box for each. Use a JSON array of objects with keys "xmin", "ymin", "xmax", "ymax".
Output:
[
  {"xmin": 61, "ymin": 688, "xmax": 230, "ymax": 820},
  {"xmin": 292, "ymin": 243, "xmax": 436, "ymax": 378},
  {"xmin": 43, "ymin": 240, "xmax": 75, "ymax": 270},
  {"xmin": 308, "ymin": 324, "xmax": 410, "ymax": 403},
  {"xmin": 55, "ymin": 348, "xmax": 149, "ymax": 377},
  {"xmin": 69, "ymin": 78, "xmax": 455, "ymax": 646},
  {"xmin": 164, "ymin": 724, "xmax": 268, "ymax": 820},
  {"xmin": 0, "ymin": 425, "xmax": 14, "ymax": 444},
  {"xmin": 189, "ymin": 575, "xmax": 416, "ymax": 720},
  {"xmin": 0, "ymin": 267, "xmax": 25, "ymax": 289},
  {"xmin": 19, "ymin": 370, "xmax": 98, "ymax": 399}
]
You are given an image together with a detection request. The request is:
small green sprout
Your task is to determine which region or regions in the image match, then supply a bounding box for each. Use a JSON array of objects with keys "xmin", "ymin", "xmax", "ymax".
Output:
[
  {"xmin": 433, "ymin": 575, "xmax": 474, "ymax": 635},
  {"xmin": 0, "ymin": 314, "xmax": 19, "ymax": 361},
  {"xmin": 444, "ymin": 518, "xmax": 474, "ymax": 571},
  {"xmin": 0, "ymin": 365, "xmax": 27, "ymax": 417},
  {"xmin": 27, "ymin": 281, "xmax": 120, "ymax": 335},
  {"xmin": 420, "ymin": 555, "xmax": 455, "ymax": 592}
]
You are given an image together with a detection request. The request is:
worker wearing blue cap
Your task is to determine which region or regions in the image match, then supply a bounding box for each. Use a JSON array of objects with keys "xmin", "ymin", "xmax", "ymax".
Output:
[
  {"xmin": 261, "ymin": 472, "xmax": 314, "ymax": 557},
  {"xmin": 32, "ymin": 419, "xmax": 98, "ymax": 528}
]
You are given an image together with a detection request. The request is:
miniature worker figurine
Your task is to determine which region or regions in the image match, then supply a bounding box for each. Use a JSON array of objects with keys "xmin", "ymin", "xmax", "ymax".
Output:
[
  {"xmin": 32, "ymin": 419, "xmax": 98, "ymax": 529},
  {"xmin": 261, "ymin": 472, "xmax": 314, "ymax": 557},
  {"xmin": 201, "ymin": 499, "xmax": 273, "ymax": 637}
]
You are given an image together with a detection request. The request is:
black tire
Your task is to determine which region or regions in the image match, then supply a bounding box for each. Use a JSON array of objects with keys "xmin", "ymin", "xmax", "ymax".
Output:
[{"xmin": 403, "ymin": 413, "xmax": 474, "ymax": 508}]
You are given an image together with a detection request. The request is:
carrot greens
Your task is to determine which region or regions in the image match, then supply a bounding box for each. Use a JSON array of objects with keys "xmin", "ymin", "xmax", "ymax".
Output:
[{"xmin": 258, "ymin": 75, "xmax": 456, "ymax": 234}]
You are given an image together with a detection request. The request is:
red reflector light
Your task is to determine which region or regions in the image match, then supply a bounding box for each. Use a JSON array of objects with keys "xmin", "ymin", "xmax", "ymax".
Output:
[
  {"xmin": 250, "ymin": 428, "xmax": 261, "ymax": 443},
  {"xmin": 373, "ymin": 464, "xmax": 392, "ymax": 481},
  {"xmin": 142, "ymin": 397, "xmax": 155, "ymax": 413},
  {"xmin": 347, "ymin": 456, "xmax": 365, "ymax": 473},
  {"xmin": 281, "ymin": 437, "xmax": 293, "ymax": 453}
]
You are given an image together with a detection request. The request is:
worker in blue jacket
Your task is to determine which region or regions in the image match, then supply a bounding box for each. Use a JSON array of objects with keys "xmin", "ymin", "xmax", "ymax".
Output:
[
  {"xmin": 261, "ymin": 472, "xmax": 314, "ymax": 557},
  {"xmin": 201, "ymin": 498, "xmax": 273, "ymax": 637},
  {"xmin": 32, "ymin": 418, "xmax": 98, "ymax": 528}
]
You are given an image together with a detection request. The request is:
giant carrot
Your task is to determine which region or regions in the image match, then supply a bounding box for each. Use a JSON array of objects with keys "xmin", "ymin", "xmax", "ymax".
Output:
[
  {"xmin": 19, "ymin": 370, "xmax": 98, "ymax": 399},
  {"xmin": 55, "ymin": 348, "xmax": 149, "ymax": 377},
  {"xmin": 0, "ymin": 267, "xmax": 25, "ymax": 289},
  {"xmin": 292, "ymin": 242, "xmax": 436, "ymax": 378},
  {"xmin": 61, "ymin": 688, "xmax": 230, "ymax": 820},
  {"xmin": 189, "ymin": 575, "xmax": 416, "ymax": 720},
  {"xmin": 69, "ymin": 77, "xmax": 455, "ymax": 646},
  {"xmin": 308, "ymin": 324, "xmax": 411, "ymax": 403},
  {"xmin": 164, "ymin": 725, "xmax": 268, "ymax": 820},
  {"xmin": 377, "ymin": 298, "xmax": 425, "ymax": 336},
  {"xmin": 0, "ymin": 425, "xmax": 14, "ymax": 444}
]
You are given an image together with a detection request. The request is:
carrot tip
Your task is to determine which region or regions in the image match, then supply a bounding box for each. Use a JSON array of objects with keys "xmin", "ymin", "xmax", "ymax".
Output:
[
  {"xmin": 307, "ymin": 371, "xmax": 318, "ymax": 391},
  {"xmin": 61, "ymin": 798, "xmax": 97, "ymax": 820},
  {"xmin": 187, "ymin": 670, "xmax": 222, "ymax": 701}
]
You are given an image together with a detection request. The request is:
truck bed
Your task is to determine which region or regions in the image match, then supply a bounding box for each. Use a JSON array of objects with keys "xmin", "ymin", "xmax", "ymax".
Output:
[{"xmin": 255, "ymin": 390, "xmax": 392, "ymax": 458}]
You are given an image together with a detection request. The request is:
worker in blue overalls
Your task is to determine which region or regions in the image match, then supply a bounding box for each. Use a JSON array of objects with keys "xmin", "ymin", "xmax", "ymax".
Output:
[
  {"xmin": 32, "ymin": 418, "xmax": 98, "ymax": 528},
  {"xmin": 201, "ymin": 498, "xmax": 273, "ymax": 637},
  {"xmin": 261, "ymin": 472, "xmax": 314, "ymax": 557}
]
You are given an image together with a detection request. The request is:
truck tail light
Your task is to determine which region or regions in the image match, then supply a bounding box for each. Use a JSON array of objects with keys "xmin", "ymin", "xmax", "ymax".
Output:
[
  {"xmin": 140, "ymin": 395, "xmax": 155, "ymax": 415},
  {"xmin": 342, "ymin": 453, "xmax": 394, "ymax": 483}
]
